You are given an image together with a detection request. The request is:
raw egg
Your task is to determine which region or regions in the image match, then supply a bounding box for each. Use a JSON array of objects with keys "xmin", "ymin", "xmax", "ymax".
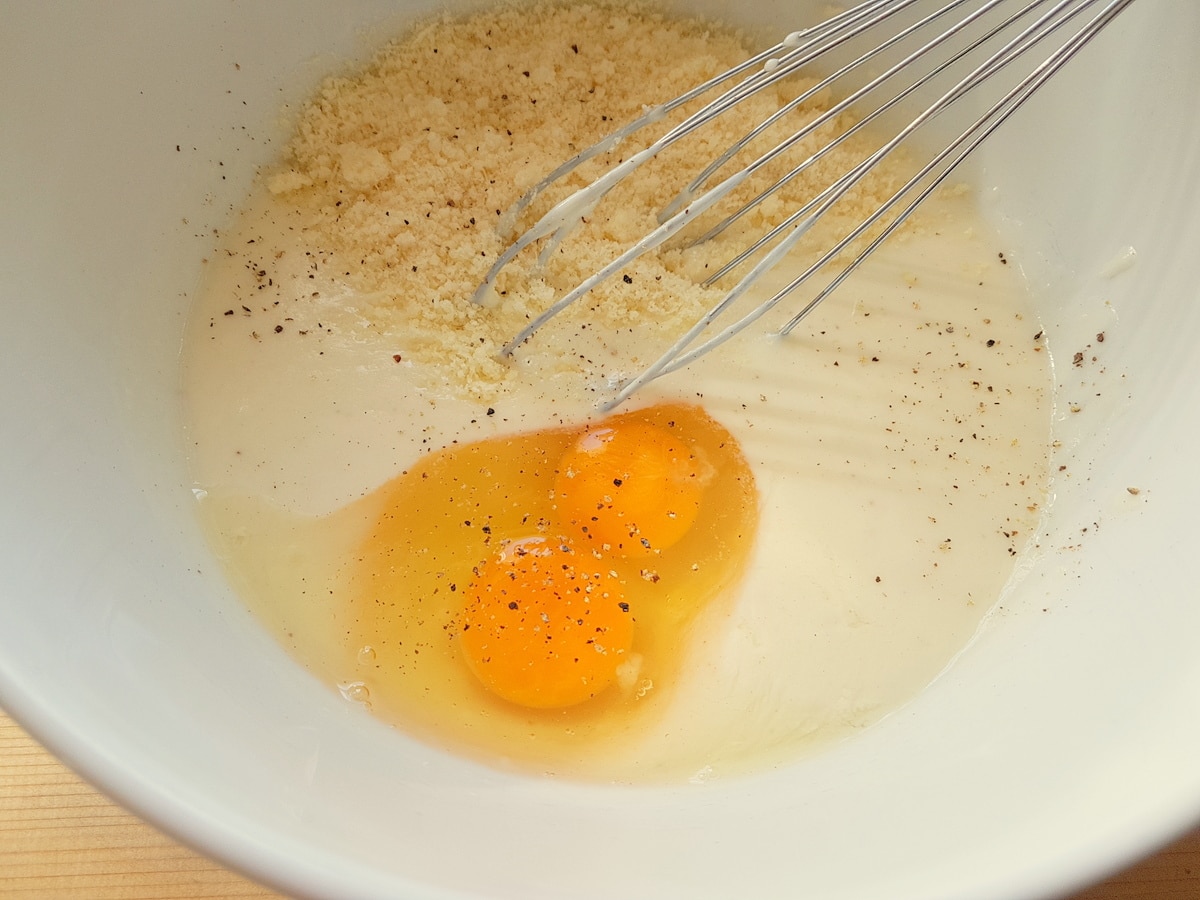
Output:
[
  {"xmin": 329, "ymin": 401, "xmax": 758, "ymax": 762},
  {"xmin": 460, "ymin": 535, "xmax": 633, "ymax": 709}
]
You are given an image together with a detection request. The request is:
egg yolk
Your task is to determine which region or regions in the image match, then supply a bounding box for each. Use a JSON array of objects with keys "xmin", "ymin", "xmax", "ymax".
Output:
[
  {"xmin": 460, "ymin": 536, "xmax": 634, "ymax": 709},
  {"xmin": 553, "ymin": 421, "xmax": 712, "ymax": 557}
]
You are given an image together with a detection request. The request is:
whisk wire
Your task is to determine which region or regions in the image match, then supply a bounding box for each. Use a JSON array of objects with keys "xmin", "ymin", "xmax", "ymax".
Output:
[
  {"xmin": 684, "ymin": 0, "xmax": 1127, "ymax": 353},
  {"xmin": 628, "ymin": 0, "xmax": 1133, "ymax": 401},
  {"xmin": 687, "ymin": 0, "xmax": 1055, "ymax": 261},
  {"xmin": 662, "ymin": 0, "xmax": 1009, "ymax": 226},
  {"xmin": 477, "ymin": 0, "xmax": 1136, "ymax": 407},
  {"xmin": 497, "ymin": 0, "xmax": 913, "ymax": 233},
  {"xmin": 476, "ymin": 0, "xmax": 926, "ymax": 305},
  {"xmin": 696, "ymin": 0, "xmax": 1093, "ymax": 291}
]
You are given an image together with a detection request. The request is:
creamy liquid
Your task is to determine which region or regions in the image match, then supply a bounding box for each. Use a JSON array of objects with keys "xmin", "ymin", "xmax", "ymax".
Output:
[{"xmin": 185, "ymin": 180, "xmax": 1051, "ymax": 780}]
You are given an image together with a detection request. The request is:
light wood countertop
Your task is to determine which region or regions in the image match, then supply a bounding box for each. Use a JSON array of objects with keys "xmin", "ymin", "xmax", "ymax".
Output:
[{"xmin": 2, "ymin": 709, "xmax": 1196, "ymax": 899}]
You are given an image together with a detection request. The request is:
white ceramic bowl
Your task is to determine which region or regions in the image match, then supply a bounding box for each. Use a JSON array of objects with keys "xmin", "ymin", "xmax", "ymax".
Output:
[{"xmin": 2, "ymin": 3, "xmax": 1198, "ymax": 898}]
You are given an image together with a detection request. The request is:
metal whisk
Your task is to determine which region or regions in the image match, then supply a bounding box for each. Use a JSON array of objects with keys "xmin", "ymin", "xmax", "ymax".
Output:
[{"xmin": 474, "ymin": 0, "xmax": 1135, "ymax": 409}]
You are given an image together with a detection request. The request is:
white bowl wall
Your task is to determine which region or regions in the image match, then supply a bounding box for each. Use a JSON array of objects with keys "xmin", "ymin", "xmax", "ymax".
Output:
[{"xmin": 1, "ymin": 3, "xmax": 1198, "ymax": 899}]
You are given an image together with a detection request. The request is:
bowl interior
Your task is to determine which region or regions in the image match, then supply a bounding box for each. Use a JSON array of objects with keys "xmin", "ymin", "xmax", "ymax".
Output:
[{"xmin": 2, "ymin": 3, "xmax": 1199, "ymax": 899}]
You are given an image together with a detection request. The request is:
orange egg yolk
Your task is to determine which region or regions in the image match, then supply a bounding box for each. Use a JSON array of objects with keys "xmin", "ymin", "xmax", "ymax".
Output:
[
  {"xmin": 553, "ymin": 421, "xmax": 712, "ymax": 557},
  {"xmin": 460, "ymin": 536, "xmax": 634, "ymax": 709}
]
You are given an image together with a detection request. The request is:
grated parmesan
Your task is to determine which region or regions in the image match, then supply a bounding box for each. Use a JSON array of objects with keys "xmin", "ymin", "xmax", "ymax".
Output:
[{"xmin": 267, "ymin": 0, "xmax": 908, "ymax": 397}]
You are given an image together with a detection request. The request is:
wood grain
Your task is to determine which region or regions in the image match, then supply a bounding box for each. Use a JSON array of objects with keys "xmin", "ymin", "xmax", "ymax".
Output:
[{"xmin": 1, "ymin": 708, "xmax": 1196, "ymax": 899}]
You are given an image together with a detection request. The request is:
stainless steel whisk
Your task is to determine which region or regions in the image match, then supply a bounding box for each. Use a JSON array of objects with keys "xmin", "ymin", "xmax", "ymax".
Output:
[{"xmin": 474, "ymin": 0, "xmax": 1135, "ymax": 408}]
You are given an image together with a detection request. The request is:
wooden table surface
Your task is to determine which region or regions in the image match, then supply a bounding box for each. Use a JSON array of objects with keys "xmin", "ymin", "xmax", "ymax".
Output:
[{"xmin": 1, "ymin": 709, "xmax": 1197, "ymax": 899}]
